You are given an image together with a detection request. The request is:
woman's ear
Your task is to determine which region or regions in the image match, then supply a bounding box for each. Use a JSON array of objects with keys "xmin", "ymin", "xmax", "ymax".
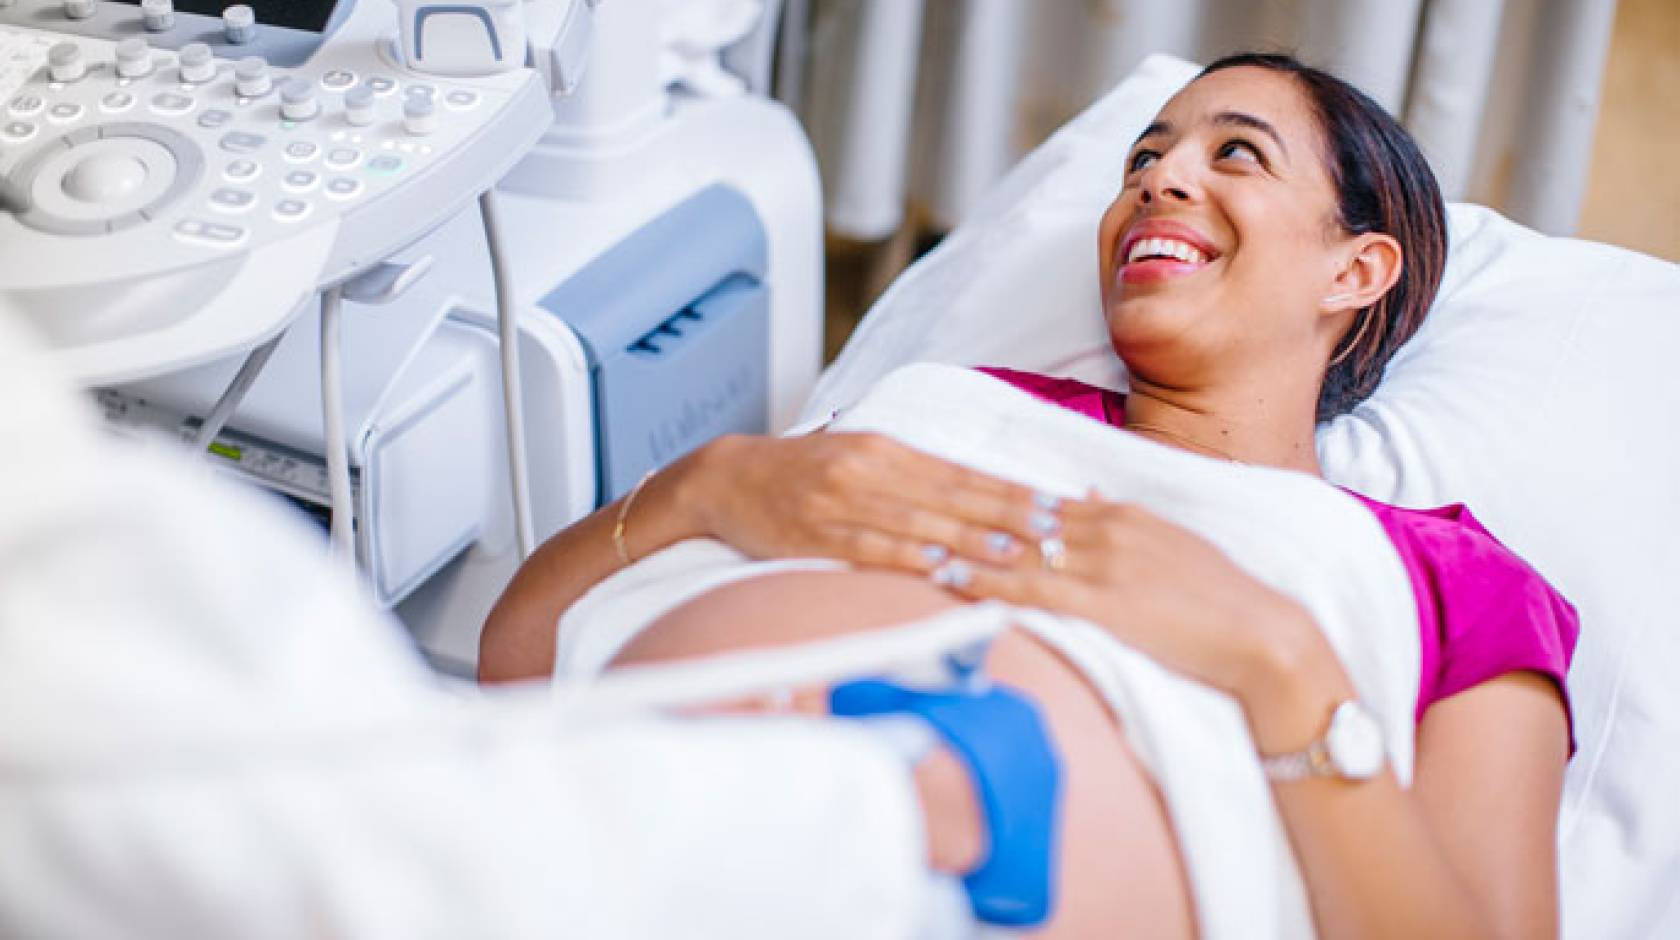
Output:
[{"xmin": 1321, "ymin": 233, "xmax": 1402, "ymax": 315}]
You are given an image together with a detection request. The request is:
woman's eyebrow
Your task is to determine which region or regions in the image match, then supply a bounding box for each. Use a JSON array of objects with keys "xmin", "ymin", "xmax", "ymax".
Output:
[
  {"xmin": 1212, "ymin": 111, "xmax": 1289, "ymax": 159},
  {"xmin": 1131, "ymin": 113, "xmax": 1288, "ymax": 160},
  {"xmin": 1132, "ymin": 120, "xmax": 1170, "ymax": 148}
]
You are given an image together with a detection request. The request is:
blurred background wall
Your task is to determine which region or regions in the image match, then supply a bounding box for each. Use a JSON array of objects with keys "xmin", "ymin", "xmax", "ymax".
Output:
[{"xmin": 765, "ymin": 0, "xmax": 1678, "ymax": 358}]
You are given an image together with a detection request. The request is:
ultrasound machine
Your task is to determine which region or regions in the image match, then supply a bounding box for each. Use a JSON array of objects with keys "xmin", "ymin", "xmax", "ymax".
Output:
[{"xmin": 0, "ymin": 0, "xmax": 823, "ymax": 672}]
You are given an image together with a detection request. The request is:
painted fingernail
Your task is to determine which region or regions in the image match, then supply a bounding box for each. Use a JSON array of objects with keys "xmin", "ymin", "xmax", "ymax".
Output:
[
  {"xmin": 1030, "ymin": 510, "xmax": 1061, "ymax": 537},
  {"xmin": 920, "ymin": 543, "xmax": 951, "ymax": 565},
  {"xmin": 1033, "ymin": 491, "xmax": 1063, "ymax": 512},
  {"xmin": 931, "ymin": 559, "xmax": 973, "ymax": 589},
  {"xmin": 986, "ymin": 531, "xmax": 1019, "ymax": 557}
]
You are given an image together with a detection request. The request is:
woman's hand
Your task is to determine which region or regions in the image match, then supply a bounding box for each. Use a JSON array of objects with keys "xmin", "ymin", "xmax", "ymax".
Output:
[
  {"xmin": 946, "ymin": 493, "xmax": 1329, "ymax": 706},
  {"xmin": 681, "ymin": 432, "xmax": 1052, "ymax": 575}
]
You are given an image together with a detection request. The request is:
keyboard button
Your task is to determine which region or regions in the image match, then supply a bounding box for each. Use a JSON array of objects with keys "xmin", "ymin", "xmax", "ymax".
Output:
[
  {"xmin": 320, "ymin": 69, "xmax": 356, "ymax": 90},
  {"xmin": 197, "ymin": 108, "xmax": 233, "ymax": 128},
  {"xmin": 283, "ymin": 140, "xmax": 320, "ymax": 162},
  {"xmin": 443, "ymin": 89, "xmax": 479, "ymax": 110},
  {"xmin": 150, "ymin": 92, "xmax": 194, "ymax": 115},
  {"xmin": 7, "ymin": 94, "xmax": 44, "ymax": 117},
  {"xmin": 365, "ymin": 76, "xmax": 397, "ymax": 96},
  {"xmin": 1, "ymin": 121, "xmax": 37, "ymax": 143},
  {"xmin": 282, "ymin": 169, "xmax": 319, "ymax": 192},
  {"xmin": 100, "ymin": 91, "xmax": 136, "ymax": 113},
  {"xmin": 174, "ymin": 218, "xmax": 247, "ymax": 247},
  {"xmin": 223, "ymin": 158, "xmax": 261, "ymax": 182},
  {"xmin": 365, "ymin": 154, "xmax": 404, "ymax": 175},
  {"xmin": 324, "ymin": 146, "xmax": 361, "ymax": 169},
  {"xmin": 324, "ymin": 176, "xmax": 362, "ymax": 200},
  {"xmin": 219, "ymin": 131, "xmax": 266, "ymax": 153},
  {"xmin": 272, "ymin": 198, "xmax": 312, "ymax": 222},
  {"xmin": 208, "ymin": 187, "xmax": 256, "ymax": 212}
]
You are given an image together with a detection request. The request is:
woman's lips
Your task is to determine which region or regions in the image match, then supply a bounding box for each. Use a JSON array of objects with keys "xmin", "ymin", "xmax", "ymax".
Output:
[
  {"xmin": 1114, "ymin": 223, "xmax": 1220, "ymax": 288},
  {"xmin": 1118, "ymin": 257, "xmax": 1210, "ymax": 285}
]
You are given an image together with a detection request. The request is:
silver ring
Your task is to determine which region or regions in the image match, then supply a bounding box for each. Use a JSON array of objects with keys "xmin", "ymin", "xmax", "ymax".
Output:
[
  {"xmin": 931, "ymin": 559, "xmax": 974, "ymax": 589},
  {"xmin": 1039, "ymin": 536, "xmax": 1067, "ymax": 572},
  {"xmin": 1029, "ymin": 509, "xmax": 1061, "ymax": 537}
]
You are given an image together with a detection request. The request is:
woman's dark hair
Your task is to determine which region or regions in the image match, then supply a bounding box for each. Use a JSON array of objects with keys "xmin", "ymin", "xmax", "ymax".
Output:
[{"xmin": 1199, "ymin": 53, "xmax": 1447, "ymax": 421}]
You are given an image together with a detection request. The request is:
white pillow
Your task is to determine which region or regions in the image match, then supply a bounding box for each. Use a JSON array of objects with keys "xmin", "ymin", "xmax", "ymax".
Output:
[{"xmin": 804, "ymin": 54, "xmax": 1680, "ymax": 939}]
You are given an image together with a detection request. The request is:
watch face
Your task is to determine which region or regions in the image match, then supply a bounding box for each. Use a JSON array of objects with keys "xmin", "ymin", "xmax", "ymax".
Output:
[{"xmin": 1326, "ymin": 701, "xmax": 1385, "ymax": 779}]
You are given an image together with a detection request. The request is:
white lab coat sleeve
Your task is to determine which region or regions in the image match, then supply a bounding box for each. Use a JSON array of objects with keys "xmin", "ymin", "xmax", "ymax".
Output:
[{"xmin": 0, "ymin": 316, "xmax": 938, "ymax": 940}]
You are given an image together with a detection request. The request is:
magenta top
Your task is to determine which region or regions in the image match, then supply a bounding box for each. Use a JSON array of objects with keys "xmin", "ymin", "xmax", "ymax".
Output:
[{"xmin": 977, "ymin": 367, "xmax": 1579, "ymax": 743}]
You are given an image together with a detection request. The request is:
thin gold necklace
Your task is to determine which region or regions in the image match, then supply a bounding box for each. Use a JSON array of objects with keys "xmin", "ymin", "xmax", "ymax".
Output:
[{"xmin": 1124, "ymin": 421, "xmax": 1243, "ymax": 464}]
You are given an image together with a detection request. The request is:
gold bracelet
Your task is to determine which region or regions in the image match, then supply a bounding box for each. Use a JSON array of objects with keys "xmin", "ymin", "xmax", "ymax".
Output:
[{"xmin": 612, "ymin": 470, "xmax": 657, "ymax": 565}]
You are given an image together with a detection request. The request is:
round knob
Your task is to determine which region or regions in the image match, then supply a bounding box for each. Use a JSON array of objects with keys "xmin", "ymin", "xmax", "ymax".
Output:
[
  {"xmin": 140, "ymin": 0, "xmax": 173, "ymax": 31},
  {"xmin": 279, "ymin": 77, "xmax": 319, "ymax": 121},
  {"xmin": 233, "ymin": 56, "xmax": 271, "ymax": 96},
  {"xmin": 115, "ymin": 37, "xmax": 154, "ymax": 79},
  {"xmin": 63, "ymin": 153, "xmax": 149, "ymax": 204},
  {"xmin": 178, "ymin": 42, "xmax": 214, "ymax": 83},
  {"xmin": 222, "ymin": 4, "xmax": 256, "ymax": 44},
  {"xmin": 63, "ymin": 0, "xmax": 95, "ymax": 20},
  {"xmin": 344, "ymin": 83, "xmax": 375, "ymax": 127},
  {"xmin": 402, "ymin": 94, "xmax": 436, "ymax": 136},
  {"xmin": 47, "ymin": 42, "xmax": 87, "ymax": 83}
]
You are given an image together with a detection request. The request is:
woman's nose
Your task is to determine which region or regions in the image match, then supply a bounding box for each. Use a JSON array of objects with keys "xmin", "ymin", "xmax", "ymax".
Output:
[
  {"xmin": 1138, "ymin": 155, "xmax": 1195, "ymax": 205},
  {"xmin": 1140, "ymin": 183, "xmax": 1191, "ymax": 204}
]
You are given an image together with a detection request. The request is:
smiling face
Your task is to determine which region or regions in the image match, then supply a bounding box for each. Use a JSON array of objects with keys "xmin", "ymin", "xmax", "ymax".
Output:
[{"xmin": 1097, "ymin": 66, "xmax": 1354, "ymax": 392}]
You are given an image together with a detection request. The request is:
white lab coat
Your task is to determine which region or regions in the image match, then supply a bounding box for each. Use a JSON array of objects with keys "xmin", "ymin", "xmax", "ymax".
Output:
[{"xmin": 0, "ymin": 314, "xmax": 942, "ymax": 939}]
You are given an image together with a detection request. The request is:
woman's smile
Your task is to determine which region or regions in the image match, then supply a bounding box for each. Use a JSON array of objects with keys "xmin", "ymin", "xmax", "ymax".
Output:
[{"xmin": 1115, "ymin": 218, "xmax": 1222, "ymax": 287}]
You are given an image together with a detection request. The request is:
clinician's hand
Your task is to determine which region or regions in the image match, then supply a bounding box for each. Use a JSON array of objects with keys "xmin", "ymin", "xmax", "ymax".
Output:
[
  {"xmin": 682, "ymin": 432, "xmax": 1049, "ymax": 574},
  {"xmin": 943, "ymin": 493, "xmax": 1349, "ymax": 749}
]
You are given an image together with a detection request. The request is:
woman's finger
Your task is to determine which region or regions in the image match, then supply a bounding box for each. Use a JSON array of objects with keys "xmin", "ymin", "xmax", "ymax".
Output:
[
  {"xmin": 1050, "ymin": 498, "xmax": 1164, "ymax": 559},
  {"xmin": 854, "ymin": 502, "xmax": 1028, "ymax": 566},
  {"xmin": 805, "ymin": 433, "xmax": 1064, "ymax": 556},
  {"xmin": 875, "ymin": 444, "xmax": 1051, "ymax": 539},
  {"xmin": 831, "ymin": 525, "xmax": 963, "ymax": 574},
  {"xmin": 937, "ymin": 558, "xmax": 1100, "ymax": 619}
]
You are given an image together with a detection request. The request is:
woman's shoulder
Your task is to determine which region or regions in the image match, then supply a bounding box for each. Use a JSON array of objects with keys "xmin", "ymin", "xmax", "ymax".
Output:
[
  {"xmin": 1346, "ymin": 496, "xmax": 1569, "ymax": 611},
  {"xmin": 1346, "ymin": 493, "xmax": 1581, "ymax": 737}
]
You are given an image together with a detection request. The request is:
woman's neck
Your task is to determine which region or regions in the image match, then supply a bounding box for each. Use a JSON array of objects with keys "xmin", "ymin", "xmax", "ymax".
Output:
[{"xmin": 1122, "ymin": 380, "xmax": 1323, "ymax": 475}]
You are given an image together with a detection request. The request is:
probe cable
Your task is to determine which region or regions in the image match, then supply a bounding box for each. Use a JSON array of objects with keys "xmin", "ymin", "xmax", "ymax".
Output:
[
  {"xmin": 480, "ymin": 187, "xmax": 536, "ymax": 560},
  {"xmin": 320, "ymin": 284, "xmax": 355, "ymax": 566}
]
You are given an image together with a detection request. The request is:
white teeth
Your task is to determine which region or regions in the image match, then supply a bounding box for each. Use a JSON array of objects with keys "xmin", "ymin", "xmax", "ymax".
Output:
[{"xmin": 1126, "ymin": 237, "xmax": 1208, "ymax": 265}]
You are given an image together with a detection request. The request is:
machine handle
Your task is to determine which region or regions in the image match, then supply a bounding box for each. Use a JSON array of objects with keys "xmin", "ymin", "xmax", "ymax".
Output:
[{"xmin": 339, "ymin": 255, "xmax": 436, "ymax": 305}]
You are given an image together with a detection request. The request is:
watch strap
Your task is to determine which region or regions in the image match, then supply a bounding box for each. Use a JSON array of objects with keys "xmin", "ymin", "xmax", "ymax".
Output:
[{"xmin": 1260, "ymin": 740, "xmax": 1334, "ymax": 782}]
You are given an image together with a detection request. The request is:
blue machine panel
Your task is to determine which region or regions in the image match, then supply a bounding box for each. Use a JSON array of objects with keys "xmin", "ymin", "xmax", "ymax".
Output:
[{"xmin": 535, "ymin": 184, "xmax": 770, "ymax": 505}]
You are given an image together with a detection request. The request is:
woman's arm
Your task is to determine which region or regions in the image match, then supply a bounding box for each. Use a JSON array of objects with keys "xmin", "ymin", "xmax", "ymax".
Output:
[
  {"xmin": 952, "ymin": 497, "xmax": 1570, "ymax": 939},
  {"xmin": 477, "ymin": 444, "xmax": 710, "ymax": 683},
  {"xmin": 479, "ymin": 432, "xmax": 1046, "ymax": 682},
  {"xmin": 1245, "ymin": 618, "xmax": 1567, "ymax": 939}
]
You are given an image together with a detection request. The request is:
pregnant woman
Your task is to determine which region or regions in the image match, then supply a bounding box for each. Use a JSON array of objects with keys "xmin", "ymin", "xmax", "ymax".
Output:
[{"xmin": 481, "ymin": 54, "xmax": 1577, "ymax": 938}]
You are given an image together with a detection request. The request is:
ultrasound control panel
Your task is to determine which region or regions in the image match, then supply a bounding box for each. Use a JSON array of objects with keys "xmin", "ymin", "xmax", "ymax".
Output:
[
  {"xmin": 6, "ymin": 0, "xmax": 346, "ymax": 67},
  {"xmin": 0, "ymin": 0, "xmax": 549, "ymax": 384}
]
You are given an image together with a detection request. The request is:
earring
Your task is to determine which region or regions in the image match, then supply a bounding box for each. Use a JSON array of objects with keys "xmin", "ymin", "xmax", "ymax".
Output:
[{"xmin": 1329, "ymin": 308, "xmax": 1379, "ymax": 368}]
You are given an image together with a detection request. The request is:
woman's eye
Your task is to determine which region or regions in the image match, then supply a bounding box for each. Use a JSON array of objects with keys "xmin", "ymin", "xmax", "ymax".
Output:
[
  {"xmin": 1127, "ymin": 150, "xmax": 1159, "ymax": 173},
  {"xmin": 1217, "ymin": 140, "xmax": 1262, "ymax": 164}
]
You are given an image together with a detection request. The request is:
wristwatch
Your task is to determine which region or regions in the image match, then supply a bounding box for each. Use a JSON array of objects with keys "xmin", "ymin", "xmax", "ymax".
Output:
[{"xmin": 1260, "ymin": 699, "xmax": 1386, "ymax": 782}]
